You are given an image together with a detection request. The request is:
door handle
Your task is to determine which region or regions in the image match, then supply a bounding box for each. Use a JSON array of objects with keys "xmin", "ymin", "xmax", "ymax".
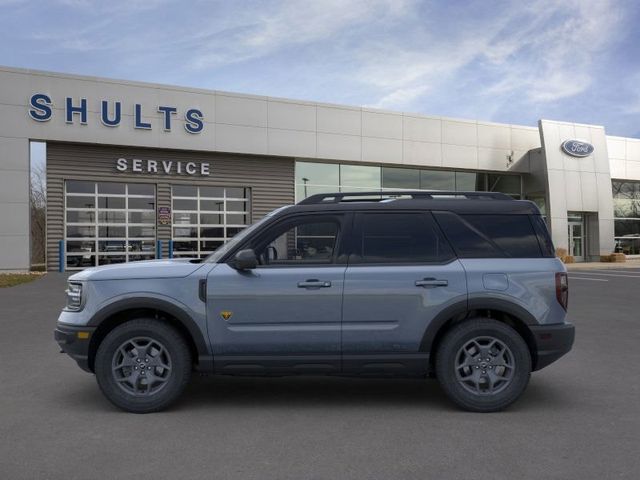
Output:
[
  {"xmin": 415, "ymin": 278, "xmax": 448, "ymax": 288},
  {"xmin": 297, "ymin": 279, "xmax": 332, "ymax": 288}
]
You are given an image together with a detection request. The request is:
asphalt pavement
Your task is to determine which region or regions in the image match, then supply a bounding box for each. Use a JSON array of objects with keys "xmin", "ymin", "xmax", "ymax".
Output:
[{"xmin": 1, "ymin": 271, "xmax": 639, "ymax": 480}]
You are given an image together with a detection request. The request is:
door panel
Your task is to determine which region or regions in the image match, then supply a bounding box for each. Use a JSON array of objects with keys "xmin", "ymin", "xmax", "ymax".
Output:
[
  {"xmin": 206, "ymin": 212, "xmax": 348, "ymax": 374},
  {"xmin": 341, "ymin": 211, "xmax": 467, "ymax": 374},
  {"xmin": 341, "ymin": 262, "xmax": 467, "ymax": 372},
  {"xmin": 207, "ymin": 264, "xmax": 345, "ymax": 372}
]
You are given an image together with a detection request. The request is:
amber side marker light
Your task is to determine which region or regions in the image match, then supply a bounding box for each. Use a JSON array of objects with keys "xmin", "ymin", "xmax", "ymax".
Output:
[{"xmin": 77, "ymin": 332, "xmax": 90, "ymax": 340}]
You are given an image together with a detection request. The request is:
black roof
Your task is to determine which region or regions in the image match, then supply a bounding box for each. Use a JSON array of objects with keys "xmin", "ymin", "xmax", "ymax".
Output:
[{"xmin": 283, "ymin": 191, "xmax": 541, "ymax": 215}]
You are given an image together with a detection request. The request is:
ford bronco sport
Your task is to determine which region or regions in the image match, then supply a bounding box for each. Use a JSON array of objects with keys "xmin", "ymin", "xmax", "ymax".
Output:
[{"xmin": 55, "ymin": 191, "xmax": 574, "ymax": 413}]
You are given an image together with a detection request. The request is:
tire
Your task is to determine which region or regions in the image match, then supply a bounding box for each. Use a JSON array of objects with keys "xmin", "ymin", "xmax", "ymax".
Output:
[
  {"xmin": 435, "ymin": 318, "xmax": 531, "ymax": 412},
  {"xmin": 95, "ymin": 319, "xmax": 192, "ymax": 413}
]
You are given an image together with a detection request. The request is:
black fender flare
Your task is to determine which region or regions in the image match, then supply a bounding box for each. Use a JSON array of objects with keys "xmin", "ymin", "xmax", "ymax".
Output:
[
  {"xmin": 419, "ymin": 297, "xmax": 538, "ymax": 353},
  {"xmin": 87, "ymin": 296, "xmax": 212, "ymax": 371}
]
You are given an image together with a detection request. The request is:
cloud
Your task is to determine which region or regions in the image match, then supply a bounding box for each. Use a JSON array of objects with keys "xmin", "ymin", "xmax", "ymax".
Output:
[
  {"xmin": 188, "ymin": 0, "xmax": 414, "ymax": 70},
  {"xmin": 357, "ymin": 0, "xmax": 624, "ymax": 110}
]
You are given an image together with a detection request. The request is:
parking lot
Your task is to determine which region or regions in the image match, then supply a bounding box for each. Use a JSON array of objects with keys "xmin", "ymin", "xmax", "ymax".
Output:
[{"xmin": 1, "ymin": 271, "xmax": 639, "ymax": 480}]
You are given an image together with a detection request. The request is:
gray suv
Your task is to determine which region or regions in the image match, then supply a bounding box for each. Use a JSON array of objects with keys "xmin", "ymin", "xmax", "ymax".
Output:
[{"xmin": 55, "ymin": 191, "xmax": 574, "ymax": 413}]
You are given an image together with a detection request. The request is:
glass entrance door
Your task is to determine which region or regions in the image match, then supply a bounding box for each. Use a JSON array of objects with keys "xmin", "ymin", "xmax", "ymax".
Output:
[{"xmin": 567, "ymin": 212, "xmax": 585, "ymax": 262}]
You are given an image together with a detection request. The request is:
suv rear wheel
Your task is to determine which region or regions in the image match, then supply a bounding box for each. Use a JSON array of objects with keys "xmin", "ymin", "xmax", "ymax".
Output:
[
  {"xmin": 95, "ymin": 319, "xmax": 192, "ymax": 413},
  {"xmin": 435, "ymin": 318, "xmax": 531, "ymax": 412}
]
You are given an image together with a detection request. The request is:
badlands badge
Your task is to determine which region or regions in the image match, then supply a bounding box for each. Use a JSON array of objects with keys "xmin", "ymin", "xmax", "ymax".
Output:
[{"xmin": 220, "ymin": 311, "xmax": 233, "ymax": 321}]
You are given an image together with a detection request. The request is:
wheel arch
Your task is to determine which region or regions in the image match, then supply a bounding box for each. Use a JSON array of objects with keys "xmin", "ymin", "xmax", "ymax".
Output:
[
  {"xmin": 422, "ymin": 298, "xmax": 539, "ymax": 372},
  {"xmin": 86, "ymin": 297, "xmax": 212, "ymax": 373}
]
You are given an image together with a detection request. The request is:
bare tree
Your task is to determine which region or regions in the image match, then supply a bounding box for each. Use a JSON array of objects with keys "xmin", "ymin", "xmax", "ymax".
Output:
[{"xmin": 30, "ymin": 163, "xmax": 46, "ymax": 269}]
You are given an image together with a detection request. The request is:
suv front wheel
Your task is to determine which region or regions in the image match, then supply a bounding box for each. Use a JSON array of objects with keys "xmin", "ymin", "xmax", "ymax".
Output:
[
  {"xmin": 435, "ymin": 318, "xmax": 531, "ymax": 412},
  {"xmin": 94, "ymin": 319, "xmax": 192, "ymax": 413}
]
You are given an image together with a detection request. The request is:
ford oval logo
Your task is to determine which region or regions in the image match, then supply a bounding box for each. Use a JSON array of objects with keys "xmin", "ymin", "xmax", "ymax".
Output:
[{"xmin": 561, "ymin": 139, "xmax": 594, "ymax": 157}]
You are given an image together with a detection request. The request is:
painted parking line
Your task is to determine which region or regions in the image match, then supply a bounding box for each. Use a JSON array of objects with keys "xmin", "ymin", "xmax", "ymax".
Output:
[
  {"xmin": 567, "ymin": 276, "xmax": 608, "ymax": 282},
  {"xmin": 569, "ymin": 271, "xmax": 640, "ymax": 278},
  {"xmin": 575, "ymin": 269, "xmax": 640, "ymax": 274}
]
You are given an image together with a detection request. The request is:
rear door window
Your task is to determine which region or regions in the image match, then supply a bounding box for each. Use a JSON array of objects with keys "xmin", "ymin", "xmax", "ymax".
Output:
[
  {"xmin": 434, "ymin": 212, "xmax": 543, "ymax": 258},
  {"xmin": 353, "ymin": 212, "xmax": 455, "ymax": 264}
]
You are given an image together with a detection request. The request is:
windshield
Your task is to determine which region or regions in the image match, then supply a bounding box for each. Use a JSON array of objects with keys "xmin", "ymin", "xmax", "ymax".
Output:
[{"xmin": 204, "ymin": 205, "xmax": 292, "ymax": 263}]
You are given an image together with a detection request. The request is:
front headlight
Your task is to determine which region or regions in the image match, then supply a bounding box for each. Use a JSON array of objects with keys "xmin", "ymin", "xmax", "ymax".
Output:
[{"xmin": 65, "ymin": 282, "xmax": 84, "ymax": 311}]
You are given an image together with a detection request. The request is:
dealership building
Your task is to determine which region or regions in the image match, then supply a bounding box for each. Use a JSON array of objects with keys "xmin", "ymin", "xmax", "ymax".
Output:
[{"xmin": 1, "ymin": 65, "xmax": 639, "ymax": 271}]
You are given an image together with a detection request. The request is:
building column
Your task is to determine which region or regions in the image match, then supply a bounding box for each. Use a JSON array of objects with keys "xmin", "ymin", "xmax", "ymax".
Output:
[{"xmin": 0, "ymin": 136, "xmax": 30, "ymax": 272}]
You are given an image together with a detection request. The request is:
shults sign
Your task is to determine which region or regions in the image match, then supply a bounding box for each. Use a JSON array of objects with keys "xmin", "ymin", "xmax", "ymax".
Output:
[{"xmin": 28, "ymin": 93, "xmax": 204, "ymax": 133}]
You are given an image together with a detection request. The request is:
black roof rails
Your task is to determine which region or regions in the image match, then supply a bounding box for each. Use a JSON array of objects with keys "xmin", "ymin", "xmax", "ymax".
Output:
[{"xmin": 298, "ymin": 190, "xmax": 514, "ymax": 205}]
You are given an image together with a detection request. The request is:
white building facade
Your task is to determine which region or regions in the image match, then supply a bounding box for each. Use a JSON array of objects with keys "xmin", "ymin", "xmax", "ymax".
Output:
[{"xmin": 1, "ymin": 66, "xmax": 638, "ymax": 271}]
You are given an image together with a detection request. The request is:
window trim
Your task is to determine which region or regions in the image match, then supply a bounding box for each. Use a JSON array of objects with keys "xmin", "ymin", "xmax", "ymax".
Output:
[{"xmin": 348, "ymin": 211, "xmax": 457, "ymax": 266}]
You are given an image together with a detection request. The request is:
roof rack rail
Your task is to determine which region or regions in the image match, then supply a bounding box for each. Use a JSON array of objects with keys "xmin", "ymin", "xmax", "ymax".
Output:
[{"xmin": 298, "ymin": 190, "xmax": 514, "ymax": 205}]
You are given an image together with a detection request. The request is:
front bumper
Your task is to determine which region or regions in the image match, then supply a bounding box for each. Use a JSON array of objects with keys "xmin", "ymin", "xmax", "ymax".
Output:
[
  {"xmin": 54, "ymin": 324, "xmax": 96, "ymax": 373},
  {"xmin": 530, "ymin": 322, "xmax": 575, "ymax": 371}
]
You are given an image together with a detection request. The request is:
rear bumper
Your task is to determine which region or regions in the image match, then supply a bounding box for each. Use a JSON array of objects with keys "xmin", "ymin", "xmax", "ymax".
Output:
[
  {"xmin": 54, "ymin": 324, "xmax": 96, "ymax": 373},
  {"xmin": 530, "ymin": 322, "xmax": 575, "ymax": 371}
]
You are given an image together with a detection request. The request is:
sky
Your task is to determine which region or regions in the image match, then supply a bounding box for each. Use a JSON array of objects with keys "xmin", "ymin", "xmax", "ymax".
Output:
[{"xmin": 1, "ymin": 0, "xmax": 639, "ymax": 137}]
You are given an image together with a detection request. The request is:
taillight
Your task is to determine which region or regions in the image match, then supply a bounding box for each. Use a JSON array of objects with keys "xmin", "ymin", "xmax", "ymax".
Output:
[{"xmin": 555, "ymin": 272, "xmax": 569, "ymax": 310}]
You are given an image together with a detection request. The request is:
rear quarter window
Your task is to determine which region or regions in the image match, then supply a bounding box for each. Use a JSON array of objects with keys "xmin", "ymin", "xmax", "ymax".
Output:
[{"xmin": 433, "ymin": 212, "xmax": 544, "ymax": 258}]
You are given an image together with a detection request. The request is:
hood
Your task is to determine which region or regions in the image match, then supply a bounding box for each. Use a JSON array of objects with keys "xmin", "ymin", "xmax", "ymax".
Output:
[{"xmin": 69, "ymin": 258, "xmax": 207, "ymax": 281}]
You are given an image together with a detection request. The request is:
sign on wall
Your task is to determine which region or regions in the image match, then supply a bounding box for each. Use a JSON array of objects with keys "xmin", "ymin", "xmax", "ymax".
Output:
[
  {"xmin": 28, "ymin": 93, "xmax": 204, "ymax": 133},
  {"xmin": 116, "ymin": 157, "xmax": 210, "ymax": 176},
  {"xmin": 158, "ymin": 207, "xmax": 171, "ymax": 225},
  {"xmin": 561, "ymin": 139, "xmax": 595, "ymax": 157}
]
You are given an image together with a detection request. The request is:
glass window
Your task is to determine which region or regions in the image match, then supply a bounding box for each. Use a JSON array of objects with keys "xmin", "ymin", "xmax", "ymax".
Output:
[
  {"xmin": 173, "ymin": 199, "xmax": 197, "ymax": 210},
  {"xmin": 67, "ymin": 226, "xmax": 95, "ymax": 238},
  {"xmin": 128, "ymin": 198, "xmax": 155, "ymax": 210},
  {"xmin": 170, "ymin": 186, "xmax": 250, "ymax": 258},
  {"xmin": 296, "ymin": 162, "xmax": 340, "ymax": 187},
  {"xmin": 382, "ymin": 167, "xmax": 420, "ymax": 190},
  {"xmin": 66, "ymin": 181, "xmax": 95, "ymax": 194},
  {"xmin": 128, "ymin": 226, "xmax": 155, "ymax": 238},
  {"xmin": 488, "ymin": 175, "xmax": 521, "ymax": 197},
  {"xmin": 200, "ymin": 213, "xmax": 223, "ymax": 225},
  {"xmin": 255, "ymin": 218, "xmax": 340, "ymax": 265},
  {"xmin": 198, "ymin": 186, "xmax": 224, "ymax": 198},
  {"xmin": 99, "ymin": 226, "xmax": 126, "ymax": 238},
  {"xmin": 67, "ymin": 196, "xmax": 96, "ymax": 209},
  {"xmin": 420, "ymin": 170, "xmax": 455, "ymax": 190},
  {"xmin": 65, "ymin": 180, "xmax": 158, "ymax": 269},
  {"xmin": 128, "ymin": 211, "xmax": 155, "ymax": 224},
  {"xmin": 67, "ymin": 241, "xmax": 95, "ymax": 253},
  {"xmin": 357, "ymin": 213, "xmax": 454, "ymax": 264},
  {"xmin": 225, "ymin": 187, "xmax": 248, "ymax": 199},
  {"xmin": 456, "ymin": 172, "xmax": 485, "ymax": 191},
  {"xmin": 435, "ymin": 212, "xmax": 542, "ymax": 258},
  {"xmin": 613, "ymin": 199, "xmax": 640, "ymax": 218},
  {"xmin": 340, "ymin": 165, "xmax": 381, "ymax": 191},
  {"xmin": 200, "ymin": 199, "xmax": 224, "ymax": 211},
  {"xmin": 67, "ymin": 210, "xmax": 95, "ymax": 223},
  {"xmin": 98, "ymin": 182, "xmax": 125, "ymax": 195},
  {"xmin": 99, "ymin": 211, "xmax": 127, "ymax": 223},
  {"xmin": 614, "ymin": 219, "xmax": 640, "ymax": 237},
  {"xmin": 612, "ymin": 180, "xmax": 640, "ymax": 200},
  {"xmin": 98, "ymin": 197, "xmax": 126, "ymax": 209},
  {"xmin": 200, "ymin": 227, "xmax": 224, "ymax": 238}
]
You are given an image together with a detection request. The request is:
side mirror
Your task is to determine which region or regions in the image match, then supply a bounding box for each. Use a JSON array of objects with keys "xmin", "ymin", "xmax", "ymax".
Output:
[{"xmin": 233, "ymin": 249, "xmax": 257, "ymax": 270}]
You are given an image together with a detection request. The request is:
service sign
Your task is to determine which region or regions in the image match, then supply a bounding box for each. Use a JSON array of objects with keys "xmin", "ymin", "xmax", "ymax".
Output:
[
  {"xmin": 116, "ymin": 157, "xmax": 210, "ymax": 176},
  {"xmin": 561, "ymin": 139, "xmax": 594, "ymax": 157}
]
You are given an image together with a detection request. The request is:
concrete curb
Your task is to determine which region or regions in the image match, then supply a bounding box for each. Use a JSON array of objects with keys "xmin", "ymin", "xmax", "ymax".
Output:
[{"xmin": 566, "ymin": 260, "xmax": 640, "ymax": 270}]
